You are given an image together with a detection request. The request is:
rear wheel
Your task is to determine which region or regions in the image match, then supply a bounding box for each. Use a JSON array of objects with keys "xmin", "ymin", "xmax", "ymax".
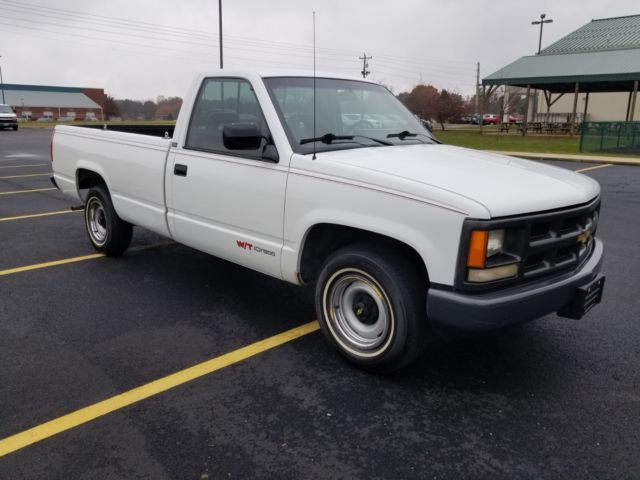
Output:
[
  {"xmin": 85, "ymin": 185, "xmax": 132, "ymax": 256},
  {"xmin": 315, "ymin": 244, "xmax": 428, "ymax": 372}
]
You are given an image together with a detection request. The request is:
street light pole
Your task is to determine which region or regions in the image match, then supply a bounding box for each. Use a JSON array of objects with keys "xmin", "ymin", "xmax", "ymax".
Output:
[
  {"xmin": 532, "ymin": 13, "xmax": 553, "ymax": 54},
  {"xmin": 0, "ymin": 55, "xmax": 6, "ymax": 104},
  {"xmin": 218, "ymin": 0, "xmax": 223, "ymax": 69}
]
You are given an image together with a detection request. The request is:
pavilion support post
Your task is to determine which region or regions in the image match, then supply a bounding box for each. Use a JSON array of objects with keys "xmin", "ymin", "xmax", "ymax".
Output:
[
  {"xmin": 479, "ymin": 85, "xmax": 486, "ymax": 134},
  {"xmin": 522, "ymin": 84, "xmax": 531, "ymax": 136},
  {"xmin": 544, "ymin": 90, "xmax": 552, "ymax": 124},
  {"xmin": 571, "ymin": 82, "xmax": 579, "ymax": 136},
  {"xmin": 625, "ymin": 91, "xmax": 633, "ymax": 121},
  {"xmin": 582, "ymin": 92, "xmax": 590, "ymax": 124},
  {"xmin": 527, "ymin": 91, "xmax": 536, "ymax": 122},
  {"xmin": 630, "ymin": 80, "xmax": 638, "ymax": 122}
]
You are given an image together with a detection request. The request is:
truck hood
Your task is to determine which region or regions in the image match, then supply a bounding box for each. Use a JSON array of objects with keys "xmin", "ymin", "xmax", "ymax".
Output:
[
  {"xmin": 0, "ymin": 113, "xmax": 17, "ymax": 118},
  {"xmin": 316, "ymin": 144, "xmax": 600, "ymax": 218}
]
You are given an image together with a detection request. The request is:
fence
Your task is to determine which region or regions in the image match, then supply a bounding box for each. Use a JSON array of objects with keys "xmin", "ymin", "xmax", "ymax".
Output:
[{"xmin": 580, "ymin": 121, "xmax": 640, "ymax": 154}]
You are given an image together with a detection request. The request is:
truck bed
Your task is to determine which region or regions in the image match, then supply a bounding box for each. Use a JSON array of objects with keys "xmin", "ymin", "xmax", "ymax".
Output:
[
  {"xmin": 52, "ymin": 124, "xmax": 173, "ymax": 237},
  {"xmin": 71, "ymin": 123, "xmax": 176, "ymax": 138}
]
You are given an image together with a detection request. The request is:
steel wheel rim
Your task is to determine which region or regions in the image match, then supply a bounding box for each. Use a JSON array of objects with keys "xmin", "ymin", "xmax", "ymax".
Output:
[
  {"xmin": 86, "ymin": 198, "xmax": 107, "ymax": 245},
  {"xmin": 323, "ymin": 268, "xmax": 394, "ymax": 357}
]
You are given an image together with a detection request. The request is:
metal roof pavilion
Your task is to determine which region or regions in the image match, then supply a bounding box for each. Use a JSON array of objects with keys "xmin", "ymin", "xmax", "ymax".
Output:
[
  {"xmin": 482, "ymin": 14, "xmax": 640, "ymax": 131},
  {"xmin": 484, "ymin": 14, "xmax": 640, "ymax": 93}
]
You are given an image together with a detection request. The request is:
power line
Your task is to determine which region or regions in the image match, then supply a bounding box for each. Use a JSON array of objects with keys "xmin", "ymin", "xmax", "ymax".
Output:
[
  {"xmin": 0, "ymin": 0, "xmax": 477, "ymax": 69},
  {"xmin": 0, "ymin": 22, "xmax": 356, "ymax": 72},
  {"xmin": 0, "ymin": 0, "xmax": 477, "ymax": 93},
  {"xmin": 0, "ymin": 8, "xmax": 474, "ymax": 80}
]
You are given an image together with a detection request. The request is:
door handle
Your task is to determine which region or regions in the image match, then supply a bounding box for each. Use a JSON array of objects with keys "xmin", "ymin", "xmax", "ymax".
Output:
[{"xmin": 174, "ymin": 164, "xmax": 188, "ymax": 177}]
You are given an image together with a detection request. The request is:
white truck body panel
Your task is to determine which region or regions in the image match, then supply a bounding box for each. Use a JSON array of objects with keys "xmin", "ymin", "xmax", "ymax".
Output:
[
  {"xmin": 166, "ymin": 148, "xmax": 289, "ymax": 278},
  {"xmin": 314, "ymin": 144, "xmax": 600, "ymax": 218},
  {"xmin": 282, "ymin": 153, "xmax": 467, "ymax": 285}
]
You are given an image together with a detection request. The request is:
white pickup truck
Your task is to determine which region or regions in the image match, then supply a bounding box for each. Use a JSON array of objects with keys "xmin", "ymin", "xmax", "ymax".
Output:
[
  {"xmin": 0, "ymin": 104, "xmax": 19, "ymax": 130},
  {"xmin": 51, "ymin": 70, "xmax": 605, "ymax": 371}
]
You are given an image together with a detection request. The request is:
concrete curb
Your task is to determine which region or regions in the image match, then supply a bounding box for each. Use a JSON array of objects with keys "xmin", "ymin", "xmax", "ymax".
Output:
[{"xmin": 489, "ymin": 150, "xmax": 640, "ymax": 166}]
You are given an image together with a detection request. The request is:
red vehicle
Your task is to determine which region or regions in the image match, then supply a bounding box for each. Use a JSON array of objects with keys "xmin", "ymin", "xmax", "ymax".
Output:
[{"xmin": 482, "ymin": 113, "xmax": 499, "ymax": 125}]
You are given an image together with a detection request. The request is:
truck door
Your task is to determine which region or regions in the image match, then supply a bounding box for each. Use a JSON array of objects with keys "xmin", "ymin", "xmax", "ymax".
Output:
[{"xmin": 167, "ymin": 77, "xmax": 287, "ymax": 279}]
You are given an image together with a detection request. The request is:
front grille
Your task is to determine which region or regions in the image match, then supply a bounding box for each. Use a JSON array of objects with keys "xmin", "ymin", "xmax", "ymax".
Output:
[
  {"xmin": 456, "ymin": 197, "xmax": 600, "ymax": 291},
  {"xmin": 522, "ymin": 204, "xmax": 598, "ymax": 279}
]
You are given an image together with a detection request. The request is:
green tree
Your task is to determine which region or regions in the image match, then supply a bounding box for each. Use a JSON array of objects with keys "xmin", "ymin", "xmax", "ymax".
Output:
[
  {"xmin": 142, "ymin": 100, "xmax": 157, "ymax": 120},
  {"xmin": 103, "ymin": 95, "xmax": 120, "ymax": 119}
]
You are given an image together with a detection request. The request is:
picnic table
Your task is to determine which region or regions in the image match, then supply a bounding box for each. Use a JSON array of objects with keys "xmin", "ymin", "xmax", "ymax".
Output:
[{"xmin": 517, "ymin": 122, "xmax": 542, "ymax": 133}]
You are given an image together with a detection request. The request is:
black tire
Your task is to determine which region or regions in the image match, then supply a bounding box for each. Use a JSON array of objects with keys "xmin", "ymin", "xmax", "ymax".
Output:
[
  {"xmin": 84, "ymin": 185, "xmax": 132, "ymax": 256},
  {"xmin": 314, "ymin": 243, "xmax": 428, "ymax": 372},
  {"xmin": 13, "ymin": 125, "xmax": 19, "ymax": 131}
]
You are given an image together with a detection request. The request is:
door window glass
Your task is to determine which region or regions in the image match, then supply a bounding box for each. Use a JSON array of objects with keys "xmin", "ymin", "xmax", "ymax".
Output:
[{"xmin": 186, "ymin": 78, "xmax": 270, "ymax": 157}]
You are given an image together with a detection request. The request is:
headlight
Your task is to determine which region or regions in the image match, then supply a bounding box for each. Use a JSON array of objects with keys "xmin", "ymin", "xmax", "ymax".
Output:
[
  {"xmin": 467, "ymin": 264, "xmax": 519, "ymax": 283},
  {"xmin": 589, "ymin": 210, "xmax": 599, "ymax": 232},
  {"xmin": 486, "ymin": 229, "xmax": 504, "ymax": 258},
  {"xmin": 466, "ymin": 228, "xmax": 518, "ymax": 283}
]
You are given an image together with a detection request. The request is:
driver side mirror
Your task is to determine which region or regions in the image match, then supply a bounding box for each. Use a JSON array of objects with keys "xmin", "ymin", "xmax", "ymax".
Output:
[
  {"xmin": 222, "ymin": 122, "xmax": 279, "ymax": 163},
  {"xmin": 222, "ymin": 123, "xmax": 262, "ymax": 150}
]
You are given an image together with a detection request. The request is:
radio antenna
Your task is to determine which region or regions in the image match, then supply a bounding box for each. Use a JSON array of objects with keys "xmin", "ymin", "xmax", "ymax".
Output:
[{"xmin": 312, "ymin": 11, "xmax": 317, "ymax": 160}]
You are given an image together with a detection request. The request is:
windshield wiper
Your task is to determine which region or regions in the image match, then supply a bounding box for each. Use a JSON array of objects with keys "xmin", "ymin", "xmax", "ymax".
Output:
[
  {"xmin": 387, "ymin": 131, "xmax": 435, "ymax": 143},
  {"xmin": 300, "ymin": 133, "xmax": 392, "ymax": 146}
]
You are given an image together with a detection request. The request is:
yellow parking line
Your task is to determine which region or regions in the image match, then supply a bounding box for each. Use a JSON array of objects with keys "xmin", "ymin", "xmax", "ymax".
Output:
[
  {"xmin": 0, "ymin": 321, "xmax": 320, "ymax": 457},
  {"xmin": 0, "ymin": 210, "xmax": 80, "ymax": 222},
  {"xmin": 0, "ymin": 253, "xmax": 105, "ymax": 277},
  {"xmin": 0, "ymin": 173, "xmax": 50, "ymax": 180},
  {"xmin": 0, "ymin": 164, "xmax": 48, "ymax": 169},
  {"xmin": 574, "ymin": 163, "xmax": 613, "ymax": 173},
  {"xmin": 0, "ymin": 244, "xmax": 174, "ymax": 277},
  {"xmin": 0, "ymin": 187, "xmax": 56, "ymax": 195}
]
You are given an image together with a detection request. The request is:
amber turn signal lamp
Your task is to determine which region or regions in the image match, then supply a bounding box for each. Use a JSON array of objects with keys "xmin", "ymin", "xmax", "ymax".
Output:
[{"xmin": 467, "ymin": 230, "xmax": 488, "ymax": 268}]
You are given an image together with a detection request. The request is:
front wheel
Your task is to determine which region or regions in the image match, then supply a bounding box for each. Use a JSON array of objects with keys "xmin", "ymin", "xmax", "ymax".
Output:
[
  {"xmin": 84, "ymin": 185, "xmax": 132, "ymax": 256},
  {"xmin": 315, "ymin": 244, "xmax": 428, "ymax": 372}
]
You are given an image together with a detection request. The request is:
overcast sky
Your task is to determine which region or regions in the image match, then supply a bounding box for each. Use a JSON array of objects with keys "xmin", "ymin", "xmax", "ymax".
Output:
[{"xmin": 0, "ymin": 0, "xmax": 637, "ymax": 100}]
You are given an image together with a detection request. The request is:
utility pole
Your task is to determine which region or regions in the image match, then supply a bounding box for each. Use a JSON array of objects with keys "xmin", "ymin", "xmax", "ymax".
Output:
[
  {"xmin": 0, "ymin": 55, "xmax": 6, "ymax": 104},
  {"xmin": 218, "ymin": 0, "xmax": 223, "ymax": 68},
  {"xmin": 359, "ymin": 52, "xmax": 372, "ymax": 78},
  {"xmin": 532, "ymin": 13, "xmax": 553, "ymax": 54},
  {"xmin": 475, "ymin": 62, "xmax": 480, "ymax": 115}
]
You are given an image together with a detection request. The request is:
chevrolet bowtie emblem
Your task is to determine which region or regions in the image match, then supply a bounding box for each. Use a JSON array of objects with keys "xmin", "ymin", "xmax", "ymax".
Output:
[{"xmin": 577, "ymin": 229, "xmax": 592, "ymax": 244}]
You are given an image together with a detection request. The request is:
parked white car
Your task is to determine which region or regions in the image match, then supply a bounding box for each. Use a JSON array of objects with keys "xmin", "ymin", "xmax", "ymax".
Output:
[{"xmin": 51, "ymin": 70, "xmax": 605, "ymax": 371}]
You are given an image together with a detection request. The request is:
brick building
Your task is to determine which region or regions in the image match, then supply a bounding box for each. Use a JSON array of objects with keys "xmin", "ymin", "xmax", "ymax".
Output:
[{"xmin": 0, "ymin": 84, "xmax": 105, "ymax": 121}]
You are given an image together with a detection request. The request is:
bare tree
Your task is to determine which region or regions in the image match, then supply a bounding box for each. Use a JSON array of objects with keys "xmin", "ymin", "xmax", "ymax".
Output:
[
  {"xmin": 156, "ymin": 96, "xmax": 183, "ymax": 120},
  {"xmin": 398, "ymin": 85, "xmax": 465, "ymax": 129},
  {"xmin": 435, "ymin": 90, "xmax": 466, "ymax": 130}
]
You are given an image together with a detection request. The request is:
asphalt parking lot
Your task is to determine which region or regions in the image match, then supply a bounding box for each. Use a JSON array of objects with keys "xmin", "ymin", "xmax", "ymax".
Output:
[{"xmin": 1, "ymin": 128, "xmax": 639, "ymax": 479}]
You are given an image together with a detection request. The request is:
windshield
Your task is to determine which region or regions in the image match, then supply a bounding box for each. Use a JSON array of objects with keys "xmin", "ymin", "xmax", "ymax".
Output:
[
  {"xmin": 0, "ymin": 105, "xmax": 15, "ymax": 114},
  {"xmin": 263, "ymin": 77, "xmax": 436, "ymax": 154}
]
